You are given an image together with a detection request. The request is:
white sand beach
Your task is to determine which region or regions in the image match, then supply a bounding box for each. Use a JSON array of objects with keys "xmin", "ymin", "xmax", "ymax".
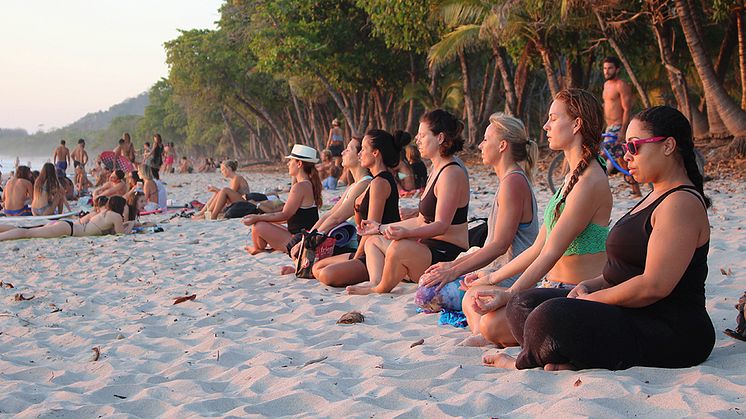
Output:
[{"xmin": 1, "ymin": 164, "xmax": 744, "ymax": 417}]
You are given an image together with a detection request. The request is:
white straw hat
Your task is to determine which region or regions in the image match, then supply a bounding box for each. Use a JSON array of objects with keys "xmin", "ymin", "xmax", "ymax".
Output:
[{"xmin": 285, "ymin": 144, "xmax": 319, "ymax": 163}]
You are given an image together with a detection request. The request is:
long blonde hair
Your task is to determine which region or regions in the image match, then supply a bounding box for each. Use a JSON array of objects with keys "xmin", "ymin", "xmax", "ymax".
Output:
[{"xmin": 488, "ymin": 113, "xmax": 538, "ymax": 183}]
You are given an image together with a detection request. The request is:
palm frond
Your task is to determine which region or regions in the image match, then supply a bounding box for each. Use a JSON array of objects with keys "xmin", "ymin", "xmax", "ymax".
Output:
[
  {"xmin": 427, "ymin": 24, "xmax": 484, "ymax": 70},
  {"xmin": 438, "ymin": 0, "xmax": 489, "ymax": 27}
]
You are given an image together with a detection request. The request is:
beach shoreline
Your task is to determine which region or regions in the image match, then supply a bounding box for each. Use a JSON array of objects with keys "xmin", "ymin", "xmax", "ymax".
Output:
[{"xmin": 0, "ymin": 168, "xmax": 744, "ymax": 417}]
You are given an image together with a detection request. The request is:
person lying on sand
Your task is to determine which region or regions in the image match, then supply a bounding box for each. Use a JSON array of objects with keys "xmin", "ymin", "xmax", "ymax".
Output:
[
  {"xmin": 0, "ymin": 195, "xmax": 133, "ymax": 240},
  {"xmin": 485, "ymin": 106, "xmax": 714, "ymax": 371}
]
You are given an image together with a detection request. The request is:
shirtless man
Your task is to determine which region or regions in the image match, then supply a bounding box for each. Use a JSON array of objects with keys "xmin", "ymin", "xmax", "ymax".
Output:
[
  {"xmin": 93, "ymin": 170, "xmax": 128, "ymax": 198},
  {"xmin": 53, "ymin": 140, "xmax": 71, "ymax": 173},
  {"xmin": 602, "ymin": 56, "xmax": 640, "ymax": 196},
  {"xmin": 2, "ymin": 166, "xmax": 33, "ymax": 216},
  {"xmin": 71, "ymin": 138, "xmax": 89, "ymax": 169}
]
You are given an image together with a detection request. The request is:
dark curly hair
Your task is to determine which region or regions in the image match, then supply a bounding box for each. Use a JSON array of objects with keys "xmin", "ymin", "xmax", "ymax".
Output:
[{"xmin": 420, "ymin": 109, "xmax": 465, "ymax": 156}]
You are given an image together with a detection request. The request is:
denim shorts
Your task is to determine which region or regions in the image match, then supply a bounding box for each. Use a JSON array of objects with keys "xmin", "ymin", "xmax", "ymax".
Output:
[{"xmin": 537, "ymin": 279, "xmax": 576, "ymax": 290}]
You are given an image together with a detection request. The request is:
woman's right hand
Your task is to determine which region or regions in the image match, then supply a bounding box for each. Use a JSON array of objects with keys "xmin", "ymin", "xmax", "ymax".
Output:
[
  {"xmin": 420, "ymin": 262, "xmax": 455, "ymax": 290},
  {"xmin": 567, "ymin": 281, "xmax": 592, "ymax": 299},
  {"xmin": 459, "ymin": 271, "xmax": 486, "ymax": 290},
  {"xmin": 358, "ymin": 220, "xmax": 381, "ymax": 236},
  {"xmin": 207, "ymin": 185, "xmax": 218, "ymax": 193}
]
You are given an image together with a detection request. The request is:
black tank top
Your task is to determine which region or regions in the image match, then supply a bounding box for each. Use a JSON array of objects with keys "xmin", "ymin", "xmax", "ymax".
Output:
[
  {"xmin": 287, "ymin": 206, "xmax": 319, "ymax": 234},
  {"xmin": 354, "ymin": 170, "xmax": 400, "ymax": 224},
  {"xmin": 603, "ymin": 185, "xmax": 709, "ymax": 307},
  {"xmin": 418, "ymin": 161, "xmax": 468, "ymax": 224}
]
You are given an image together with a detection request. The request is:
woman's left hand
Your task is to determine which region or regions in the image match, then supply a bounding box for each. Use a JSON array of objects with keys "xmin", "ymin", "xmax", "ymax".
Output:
[
  {"xmin": 358, "ymin": 220, "xmax": 381, "ymax": 236},
  {"xmin": 382, "ymin": 225, "xmax": 408, "ymax": 240},
  {"xmin": 242, "ymin": 215, "xmax": 259, "ymax": 226},
  {"xmin": 471, "ymin": 289, "xmax": 511, "ymax": 315}
]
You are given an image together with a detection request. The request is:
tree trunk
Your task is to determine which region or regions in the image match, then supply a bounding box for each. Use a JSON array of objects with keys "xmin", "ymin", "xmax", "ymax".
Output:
[
  {"xmin": 477, "ymin": 56, "xmax": 493, "ymax": 120},
  {"xmin": 458, "ymin": 51, "xmax": 478, "ymax": 145},
  {"xmin": 738, "ymin": 8, "xmax": 746, "ymax": 109},
  {"xmin": 315, "ymin": 71, "xmax": 360, "ymax": 136},
  {"xmin": 220, "ymin": 108, "xmax": 243, "ymax": 160},
  {"xmin": 407, "ymin": 53, "xmax": 417, "ymax": 132},
  {"xmin": 291, "ymin": 91, "xmax": 312, "ymax": 142},
  {"xmin": 226, "ymin": 103, "xmax": 271, "ymax": 159},
  {"xmin": 234, "ymin": 94, "xmax": 289, "ymax": 155},
  {"xmin": 494, "ymin": 46, "xmax": 517, "ymax": 116},
  {"xmin": 534, "ymin": 37, "xmax": 561, "ymax": 98},
  {"xmin": 514, "ymin": 43, "xmax": 532, "ymax": 118},
  {"xmin": 482, "ymin": 51, "xmax": 501, "ymax": 122},
  {"xmin": 714, "ymin": 13, "xmax": 738, "ymax": 84},
  {"xmin": 676, "ymin": 0, "xmax": 746, "ymax": 137},
  {"xmin": 594, "ymin": 9, "xmax": 651, "ymax": 108}
]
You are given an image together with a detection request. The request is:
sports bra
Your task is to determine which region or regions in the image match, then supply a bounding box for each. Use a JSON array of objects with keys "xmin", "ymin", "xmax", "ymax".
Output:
[
  {"xmin": 354, "ymin": 171, "xmax": 400, "ymax": 224},
  {"xmin": 544, "ymin": 183, "xmax": 608, "ymax": 256},
  {"xmin": 418, "ymin": 161, "xmax": 468, "ymax": 224}
]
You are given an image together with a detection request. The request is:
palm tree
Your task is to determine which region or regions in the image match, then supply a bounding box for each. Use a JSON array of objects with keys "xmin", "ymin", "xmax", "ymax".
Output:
[{"xmin": 675, "ymin": 0, "xmax": 746, "ymax": 140}]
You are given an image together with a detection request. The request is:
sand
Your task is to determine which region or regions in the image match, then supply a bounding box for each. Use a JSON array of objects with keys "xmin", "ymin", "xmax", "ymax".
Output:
[{"xmin": 1, "ymin": 166, "xmax": 744, "ymax": 418}]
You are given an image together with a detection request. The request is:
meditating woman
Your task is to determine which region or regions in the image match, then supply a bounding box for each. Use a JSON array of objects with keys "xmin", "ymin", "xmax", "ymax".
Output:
[
  {"xmin": 0, "ymin": 195, "xmax": 133, "ymax": 240},
  {"xmin": 416, "ymin": 113, "xmax": 539, "ymax": 315},
  {"xmin": 242, "ymin": 144, "xmax": 322, "ymax": 254},
  {"xmin": 193, "ymin": 160, "xmax": 250, "ymax": 220},
  {"xmin": 32, "ymin": 163, "xmax": 69, "ymax": 216},
  {"xmin": 347, "ymin": 109, "xmax": 470, "ymax": 295},
  {"xmin": 490, "ymin": 105, "xmax": 715, "ymax": 371},
  {"xmin": 461, "ymin": 88, "xmax": 613, "ymax": 348},
  {"xmin": 312, "ymin": 129, "xmax": 409, "ymax": 287}
]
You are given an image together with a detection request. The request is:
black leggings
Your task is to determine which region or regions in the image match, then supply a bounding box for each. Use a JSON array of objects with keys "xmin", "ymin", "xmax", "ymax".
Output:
[
  {"xmin": 506, "ymin": 288, "xmax": 715, "ymax": 370},
  {"xmin": 421, "ymin": 238, "xmax": 465, "ymax": 265}
]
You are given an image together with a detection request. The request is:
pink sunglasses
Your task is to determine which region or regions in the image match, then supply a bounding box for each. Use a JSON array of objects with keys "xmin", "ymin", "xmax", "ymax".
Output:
[{"xmin": 623, "ymin": 136, "xmax": 667, "ymax": 155}]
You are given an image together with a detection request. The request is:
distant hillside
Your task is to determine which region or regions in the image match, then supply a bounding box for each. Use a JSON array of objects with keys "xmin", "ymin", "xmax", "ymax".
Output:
[
  {"xmin": 0, "ymin": 92, "xmax": 149, "ymax": 158},
  {"xmin": 66, "ymin": 92, "xmax": 149, "ymax": 132}
]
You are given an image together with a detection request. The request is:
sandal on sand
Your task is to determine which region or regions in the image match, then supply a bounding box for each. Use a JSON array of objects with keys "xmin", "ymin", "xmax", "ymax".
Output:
[{"xmin": 724, "ymin": 291, "xmax": 746, "ymax": 342}]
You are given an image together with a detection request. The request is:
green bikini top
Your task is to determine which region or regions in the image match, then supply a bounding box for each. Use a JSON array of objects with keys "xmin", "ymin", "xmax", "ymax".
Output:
[{"xmin": 544, "ymin": 184, "xmax": 608, "ymax": 256}]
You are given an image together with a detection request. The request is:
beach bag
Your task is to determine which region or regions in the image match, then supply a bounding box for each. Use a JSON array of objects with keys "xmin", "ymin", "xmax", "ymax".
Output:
[
  {"xmin": 295, "ymin": 230, "xmax": 336, "ymax": 279},
  {"xmin": 468, "ymin": 218, "xmax": 489, "ymax": 248},
  {"xmin": 224, "ymin": 201, "xmax": 260, "ymax": 218},
  {"xmin": 257, "ymin": 199, "xmax": 284, "ymax": 214},
  {"xmin": 245, "ymin": 192, "xmax": 268, "ymax": 202}
]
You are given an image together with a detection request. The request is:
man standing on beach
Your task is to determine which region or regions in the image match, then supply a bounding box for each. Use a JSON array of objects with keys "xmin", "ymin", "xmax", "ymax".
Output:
[
  {"xmin": 71, "ymin": 138, "xmax": 89, "ymax": 169},
  {"xmin": 602, "ymin": 56, "xmax": 640, "ymax": 196},
  {"xmin": 53, "ymin": 140, "xmax": 71, "ymax": 173}
]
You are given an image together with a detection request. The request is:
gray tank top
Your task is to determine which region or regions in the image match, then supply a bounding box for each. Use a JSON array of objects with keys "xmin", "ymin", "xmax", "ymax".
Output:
[{"xmin": 481, "ymin": 170, "xmax": 539, "ymax": 286}]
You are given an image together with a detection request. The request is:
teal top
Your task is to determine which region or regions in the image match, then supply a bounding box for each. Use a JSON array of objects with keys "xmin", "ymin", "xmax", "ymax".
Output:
[{"xmin": 544, "ymin": 184, "xmax": 608, "ymax": 256}]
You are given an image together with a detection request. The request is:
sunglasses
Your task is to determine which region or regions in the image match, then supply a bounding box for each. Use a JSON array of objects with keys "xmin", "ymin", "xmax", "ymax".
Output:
[{"xmin": 623, "ymin": 136, "xmax": 667, "ymax": 156}]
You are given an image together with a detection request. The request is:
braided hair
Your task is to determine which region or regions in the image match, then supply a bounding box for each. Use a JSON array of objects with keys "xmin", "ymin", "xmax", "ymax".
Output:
[
  {"xmin": 551, "ymin": 89, "xmax": 605, "ymax": 223},
  {"xmin": 633, "ymin": 106, "xmax": 710, "ymax": 208}
]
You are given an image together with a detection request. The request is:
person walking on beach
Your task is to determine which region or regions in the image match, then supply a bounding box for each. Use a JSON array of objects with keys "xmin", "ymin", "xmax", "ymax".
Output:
[
  {"xmin": 71, "ymin": 139, "xmax": 89, "ymax": 169},
  {"xmin": 602, "ymin": 56, "xmax": 640, "ymax": 196},
  {"xmin": 53, "ymin": 140, "xmax": 71, "ymax": 173},
  {"xmin": 2, "ymin": 165, "xmax": 33, "ymax": 216}
]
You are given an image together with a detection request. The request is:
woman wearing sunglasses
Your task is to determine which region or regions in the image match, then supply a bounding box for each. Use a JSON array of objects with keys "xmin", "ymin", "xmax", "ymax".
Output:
[{"xmin": 489, "ymin": 105, "xmax": 714, "ymax": 371}]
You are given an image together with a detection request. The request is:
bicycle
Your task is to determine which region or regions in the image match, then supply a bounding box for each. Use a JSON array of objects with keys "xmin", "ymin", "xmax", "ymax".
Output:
[{"xmin": 547, "ymin": 133, "xmax": 706, "ymax": 193}]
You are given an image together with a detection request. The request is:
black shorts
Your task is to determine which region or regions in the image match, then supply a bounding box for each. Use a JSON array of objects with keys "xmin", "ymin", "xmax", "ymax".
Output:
[
  {"xmin": 329, "ymin": 143, "xmax": 344, "ymax": 157},
  {"xmin": 420, "ymin": 238, "xmax": 466, "ymax": 265}
]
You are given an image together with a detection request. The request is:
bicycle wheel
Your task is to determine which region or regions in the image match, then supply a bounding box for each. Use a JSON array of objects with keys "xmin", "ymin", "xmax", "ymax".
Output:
[{"xmin": 547, "ymin": 154, "xmax": 569, "ymax": 193}]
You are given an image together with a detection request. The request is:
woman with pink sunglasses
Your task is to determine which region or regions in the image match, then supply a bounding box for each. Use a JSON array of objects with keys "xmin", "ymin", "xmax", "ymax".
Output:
[{"xmin": 489, "ymin": 105, "xmax": 714, "ymax": 371}]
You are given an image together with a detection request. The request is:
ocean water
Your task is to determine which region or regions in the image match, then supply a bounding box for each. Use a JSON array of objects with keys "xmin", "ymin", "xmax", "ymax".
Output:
[{"xmin": 0, "ymin": 155, "xmax": 55, "ymax": 172}]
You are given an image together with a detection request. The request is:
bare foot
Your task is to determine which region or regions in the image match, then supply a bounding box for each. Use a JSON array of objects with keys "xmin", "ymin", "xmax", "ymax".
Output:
[
  {"xmin": 192, "ymin": 213, "xmax": 205, "ymax": 220},
  {"xmin": 244, "ymin": 245, "xmax": 265, "ymax": 255},
  {"xmin": 280, "ymin": 265, "xmax": 295, "ymax": 275},
  {"xmin": 458, "ymin": 334, "xmax": 492, "ymax": 347},
  {"xmin": 544, "ymin": 363, "xmax": 576, "ymax": 371},
  {"xmin": 482, "ymin": 352, "xmax": 517, "ymax": 369},
  {"xmin": 346, "ymin": 284, "xmax": 375, "ymax": 295}
]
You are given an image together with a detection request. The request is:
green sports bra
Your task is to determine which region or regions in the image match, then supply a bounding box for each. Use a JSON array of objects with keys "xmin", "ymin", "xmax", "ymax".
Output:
[{"xmin": 544, "ymin": 184, "xmax": 608, "ymax": 256}]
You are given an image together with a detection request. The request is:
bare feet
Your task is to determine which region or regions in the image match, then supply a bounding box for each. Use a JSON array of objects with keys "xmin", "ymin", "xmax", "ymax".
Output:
[
  {"xmin": 458, "ymin": 334, "xmax": 494, "ymax": 347},
  {"xmin": 280, "ymin": 265, "xmax": 295, "ymax": 275},
  {"xmin": 482, "ymin": 352, "xmax": 517, "ymax": 369},
  {"xmin": 192, "ymin": 213, "xmax": 205, "ymax": 220},
  {"xmin": 543, "ymin": 363, "xmax": 576, "ymax": 371},
  {"xmin": 346, "ymin": 284, "xmax": 375, "ymax": 295},
  {"xmin": 244, "ymin": 245, "xmax": 265, "ymax": 255}
]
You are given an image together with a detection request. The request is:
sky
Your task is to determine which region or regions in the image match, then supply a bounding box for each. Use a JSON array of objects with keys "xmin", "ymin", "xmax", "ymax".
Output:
[{"xmin": 0, "ymin": 0, "xmax": 223, "ymax": 134}]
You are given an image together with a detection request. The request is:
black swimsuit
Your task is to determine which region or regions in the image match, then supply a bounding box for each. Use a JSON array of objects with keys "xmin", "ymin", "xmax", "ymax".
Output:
[
  {"xmin": 287, "ymin": 206, "xmax": 319, "ymax": 235},
  {"xmin": 354, "ymin": 171, "xmax": 401, "ymax": 225},
  {"xmin": 505, "ymin": 185, "xmax": 715, "ymax": 370}
]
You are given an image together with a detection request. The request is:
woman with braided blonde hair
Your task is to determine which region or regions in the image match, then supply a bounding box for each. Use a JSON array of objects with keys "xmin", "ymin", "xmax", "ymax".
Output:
[{"xmin": 460, "ymin": 88, "xmax": 613, "ymax": 349}]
